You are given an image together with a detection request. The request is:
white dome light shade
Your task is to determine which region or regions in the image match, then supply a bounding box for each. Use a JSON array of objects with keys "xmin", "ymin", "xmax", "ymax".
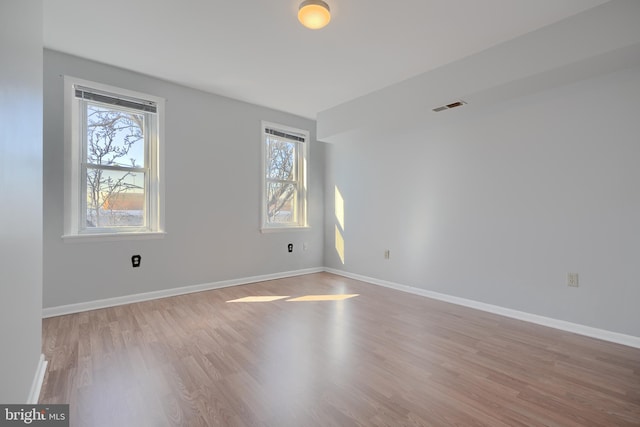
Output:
[{"xmin": 298, "ymin": 0, "xmax": 331, "ymax": 30}]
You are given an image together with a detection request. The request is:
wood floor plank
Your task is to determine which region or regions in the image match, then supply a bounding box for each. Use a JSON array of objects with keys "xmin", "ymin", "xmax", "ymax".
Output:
[{"xmin": 40, "ymin": 272, "xmax": 640, "ymax": 426}]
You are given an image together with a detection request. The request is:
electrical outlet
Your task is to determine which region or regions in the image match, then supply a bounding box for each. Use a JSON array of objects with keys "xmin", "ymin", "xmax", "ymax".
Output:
[
  {"xmin": 384, "ymin": 249, "xmax": 390, "ymax": 259},
  {"xmin": 288, "ymin": 243, "xmax": 293, "ymax": 253},
  {"xmin": 567, "ymin": 272, "xmax": 579, "ymax": 287},
  {"xmin": 131, "ymin": 255, "xmax": 141, "ymax": 268}
]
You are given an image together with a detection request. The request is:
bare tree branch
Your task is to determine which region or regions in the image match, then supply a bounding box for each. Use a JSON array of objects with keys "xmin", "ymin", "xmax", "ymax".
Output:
[{"xmin": 85, "ymin": 105, "xmax": 144, "ymax": 227}]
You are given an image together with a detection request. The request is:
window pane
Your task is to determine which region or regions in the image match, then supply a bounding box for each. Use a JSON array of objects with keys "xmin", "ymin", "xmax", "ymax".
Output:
[
  {"xmin": 85, "ymin": 168, "xmax": 145, "ymax": 228},
  {"xmin": 267, "ymin": 182, "xmax": 297, "ymax": 224},
  {"xmin": 266, "ymin": 136, "xmax": 296, "ymax": 181},
  {"xmin": 86, "ymin": 103, "xmax": 145, "ymax": 168}
]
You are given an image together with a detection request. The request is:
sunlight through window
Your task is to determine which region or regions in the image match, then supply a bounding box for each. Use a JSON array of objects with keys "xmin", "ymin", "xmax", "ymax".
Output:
[
  {"xmin": 286, "ymin": 294, "xmax": 359, "ymax": 302},
  {"xmin": 335, "ymin": 224, "xmax": 345, "ymax": 264},
  {"xmin": 335, "ymin": 186, "xmax": 344, "ymax": 230},
  {"xmin": 334, "ymin": 185, "xmax": 345, "ymax": 264},
  {"xmin": 227, "ymin": 296, "xmax": 289, "ymax": 303},
  {"xmin": 226, "ymin": 294, "xmax": 359, "ymax": 303}
]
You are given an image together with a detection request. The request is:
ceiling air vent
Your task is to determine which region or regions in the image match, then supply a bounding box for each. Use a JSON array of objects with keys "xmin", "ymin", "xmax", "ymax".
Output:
[{"xmin": 432, "ymin": 100, "xmax": 467, "ymax": 112}]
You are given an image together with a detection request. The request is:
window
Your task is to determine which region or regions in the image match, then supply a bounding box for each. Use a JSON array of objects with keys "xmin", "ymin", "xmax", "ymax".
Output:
[
  {"xmin": 64, "ymin": 77, "xmax": 165, "ymax": 239},
  {"xmin": 261, "ymin": 121, "xmax": 309, "ymax": 230}
]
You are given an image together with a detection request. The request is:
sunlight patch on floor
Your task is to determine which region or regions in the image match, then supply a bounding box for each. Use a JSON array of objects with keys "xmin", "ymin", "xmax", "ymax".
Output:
[
  {"xmin": 226, "ymin": 294, "xmax": 359, "ymax": 303},
  {"xmin": 286, "ymin": 294, "xmax": 359, "ymax": 302},
  {"xmin": 227, "ymin": 296, "xmax": 290, "ymax": 303}
]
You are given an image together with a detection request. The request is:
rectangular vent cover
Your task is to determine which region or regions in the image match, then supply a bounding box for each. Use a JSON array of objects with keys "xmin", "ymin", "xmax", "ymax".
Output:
[{"xmin": 433, "ymin": 100, "xmax": 467, "ymax": 112}]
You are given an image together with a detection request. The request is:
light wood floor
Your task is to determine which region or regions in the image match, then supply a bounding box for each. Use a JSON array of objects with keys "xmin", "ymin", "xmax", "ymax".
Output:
[{"xmin": 40, "ymin": 272, "xmax": 640, "ymax": 426}]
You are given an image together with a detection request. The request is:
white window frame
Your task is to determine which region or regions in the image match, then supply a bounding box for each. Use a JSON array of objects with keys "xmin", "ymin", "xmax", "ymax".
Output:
[
  {"xmin": 261, "ymin": 121, "xmax": 309, "ymax": 232},
  {"xmin": 63, "ymin": 76, "xmax": 165, "ymax": 241}
]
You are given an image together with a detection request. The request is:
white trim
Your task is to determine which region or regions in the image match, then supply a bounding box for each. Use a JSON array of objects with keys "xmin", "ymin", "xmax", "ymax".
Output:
[
  {"xmin": 260, "ymin": 225, "xmax": 311, "ymax": 233},
  {"xmin": 42, "ymin": 267, "xmax": 324, "ymax": 318},
  {"xmin": 41, "ymin": 266, "xmax": 640, "ymax": 348},
  {"xmin": 260, "ymin": 120, "xmax": 309, "ymax": 231},
  {"xmin": 63, "ymin": 75, "xmax": 166, "ymax": 238},
  {"xmin": 62, "ymin": 231, "xmax": 166, "ymax": 243},
  {"xmin": 27, "ymin": 354, "xmax": 47, "ymax": 404},
  {"xmin": 325, "ymin": 268, "xmax": 640, "ymax": 349}
]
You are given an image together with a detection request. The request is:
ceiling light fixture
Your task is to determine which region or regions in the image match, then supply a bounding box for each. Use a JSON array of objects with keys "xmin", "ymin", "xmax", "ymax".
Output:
[{"xmin": 298, "ymin": 0, "xmax": 331, "ymax": 30}]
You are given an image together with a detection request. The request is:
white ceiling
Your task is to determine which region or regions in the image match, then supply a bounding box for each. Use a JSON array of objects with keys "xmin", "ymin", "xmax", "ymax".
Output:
[{"xmin": 43, "ymin": 0, "xmax": 609, "ymax": 119}]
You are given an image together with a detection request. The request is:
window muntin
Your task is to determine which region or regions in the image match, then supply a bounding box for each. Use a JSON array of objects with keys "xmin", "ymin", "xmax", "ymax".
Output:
[
  {"xmin": 262, "ymin": 122, "xmax": 308, "ymax": 230},
  {"xmin": 64, "ymin": 77, "xmax": 164, "ymax": 238}
]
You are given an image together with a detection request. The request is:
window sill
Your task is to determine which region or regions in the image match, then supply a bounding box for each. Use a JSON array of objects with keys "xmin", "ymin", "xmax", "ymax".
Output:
[
  {"xmin": 260, "ymin": 225, "xmax": 310, "ymax": 234},
  {"xmin": 62, "ymin": 231, "xmax": 167, "ymax": 243}
]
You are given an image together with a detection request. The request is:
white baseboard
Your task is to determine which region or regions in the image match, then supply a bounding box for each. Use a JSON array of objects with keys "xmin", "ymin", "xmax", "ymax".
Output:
[
  {"xmin": 325, "ymin": 268, "xmax": 640, "ymax": 349},
  {"xmin": 27, "ymin": 354, "xmax": 47, "ymax": 404},
  {"xmin": 42, "ymin": 266, "xmax": 640, "ymax": 349},
  {"xmin": 42, "ymin": 267, "xmax": 324, "ymax": 318}
]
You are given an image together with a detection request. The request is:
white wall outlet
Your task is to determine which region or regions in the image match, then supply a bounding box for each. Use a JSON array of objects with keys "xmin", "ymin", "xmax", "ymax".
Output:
[
  {"xmin": 384, "ymin": 249, "xmax": 390, "ymax": 259},
  {"xmin": 567, "ymin": 273, "xmax": 579, "ymax": 287}
]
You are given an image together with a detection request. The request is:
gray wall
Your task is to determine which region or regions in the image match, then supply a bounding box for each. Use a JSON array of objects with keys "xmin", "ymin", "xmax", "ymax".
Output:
[
  {"xmin": 324, "ymin": 65, "xmax": 640, "ymax": 337},
  {"xmin": 43, "ymin": 50, "xmax": 325, "ymax": 308},
  {"xmin": 0, "ymin": 0, "xmax": 44, "ymax": 402}
]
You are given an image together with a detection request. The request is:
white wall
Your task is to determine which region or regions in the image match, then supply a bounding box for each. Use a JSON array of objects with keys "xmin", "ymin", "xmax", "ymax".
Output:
[
  {"xmin": 324, "ymin": 65, "xmax": 640, "ymax": 337},
  {"xmin": 0, "ymin": 0, "xmax": 44, "ymax": 402},
  {"xmin": 43, "ymin": 50, "xmax": 324, "ymax": 309}
]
